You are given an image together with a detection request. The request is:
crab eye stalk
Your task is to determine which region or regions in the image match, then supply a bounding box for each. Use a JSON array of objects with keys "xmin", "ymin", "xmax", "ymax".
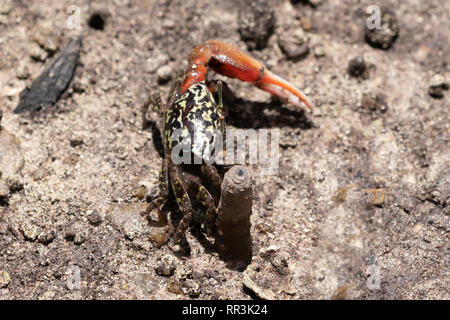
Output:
[{"xmin": 217, "ymin": 80, "xmax": 224, "ymax": 113}]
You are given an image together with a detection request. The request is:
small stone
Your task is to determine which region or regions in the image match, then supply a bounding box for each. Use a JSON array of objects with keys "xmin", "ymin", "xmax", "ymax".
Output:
[
  {"xmin": 364, "ymin": 188, "xmax": 386, "ymax": 206},
  {"xmin": 278, "ymin": 28, "xmax": 309, "ymax": 60},
  {"xmin": 32, "ymin": 167, "xmax": 47, "ymax": 181},
  {"xmin": 16, "ymin": 62, "xmax": 30, "ymax": 80},
  {"xmin": 7, "ymin": 180, "xmax": 23, "ymax": 193},
  {"xmin": 20, "ymin": 222, "xmax": 40, "ymax": 241},
  {"xmin": 167, "ymin": 279, "xmax": 182, "ymax": 294},
  {"xmin": 107, "ymin": 203, "xmax": 148, "ymax": 240},
  {"xmin": 242, "ymin": 272, "xmax": 275, "ymax": 300},
  {"xmin": 313, "ymin": 45, "xmax": 326, "ymax": 58},
  {"xmin": 69, "ymin": 135, "xmax": 84, "ymax": 147},
  {"xmin": 72, "ymin": 77, "xmax": 89, "ymax": 93},
  {"xmin": 261, "ymin": 244, "xmax": 279, "ymax": 254},
  {"xmin": 146, "ymin": 50, "xmax": 169, "ymax": 74},
  {"xmin": 360, "ymin": 92, "xmax": 388, "ymax": 115},
  {"xmin": 33, "ymin": 32, "xmax": 59, "ymax": 55},
  {"xmin": 155, "ymin": 254, "xmax": 177, "ymax": 277},
  {"xmin": 183, "ymin": 279, "xmax": 201, "ymax": 298},
  {"xmin": 348, "ymin": 57, "xmax": 369, "ymax": 79},
  {"xmin": 149, "ymin": 226, "xmax": 171, "ymax": 246},
  {"xmin": 134, "ymin": 273, "xmax": 156, "ymax": 294},
  {"xmin": 88, "ymin": 210, "xmax": 102, "ymax": 226},
  {"xmin": 428, "ymin": 74, "xmax": 448, "ymax": 99},
  {"xmin": 0, "ymin": 179, "xmax": 8, "ymax": 197},
  {"xmin": 74, "ymin": 230, "xmax": 87, "ymax": 245},
  {"xmin": 162, "ymin": 19, "xmax": 175, "ymax": 29},
  {"xmin": 0, "ymin": 127, "xmax": 25, "ymax": 179},
  {"xmin": 333, "ymin": 184, "xmax": 358, "ymax": 204},
  {"xmin": 238, "ymin": 0, "xmax": 275, "ymax": 50},
  {"xmin": 37, "ymin": 229, "xmax": 56, "ymax": 244},
  {"xmin": 306, "ymin": 0, "xmax": 322, "ymax": 7},
  {"xmin": 0, "ymin": 0, "xmax": 12, "ymax": 15},
  {"xmin": 157, "ymin": 65, "xmax": 172, "ymax": 84},
  {"xmin": 300, "ymin": 16, "xmax": 312, "ymax": 31},
  {"xmin": 29, "ymin": 43, "xmax": 48, "ymax": 62},
  {"xmin": 135, "ymin": 186, "xmax": 147, "ymax": 200},
  {"xmin": 365, "ymin": 8, "xmax": 399, "ymax": 50},
  {"xmin": 0, "ymin": 270, "xmax": 10, "ymax": 288},
  {"xmin": 64, "ymin": 230, "xmax": 76, "ymax": 242}
]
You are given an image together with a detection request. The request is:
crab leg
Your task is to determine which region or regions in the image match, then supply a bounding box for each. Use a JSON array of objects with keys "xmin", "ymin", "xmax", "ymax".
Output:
[{"xmin": 182, "ymin": 40, "xmax": 313, "ymax": 112}]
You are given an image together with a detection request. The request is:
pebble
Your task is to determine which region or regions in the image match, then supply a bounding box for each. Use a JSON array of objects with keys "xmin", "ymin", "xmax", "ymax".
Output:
[
  {"xmin": 149, "ymin": 226, "xmax": 171, "ymax": 247},
  {"xmin": 0, "ymin": 126, "xmax": 25, "ymax": 179},
  {"xmin": 167, "ymin": 279, "xmax": 182, "ymax": 294},
  {"xmin": 155, "ymin": 254, "xmax": 177, "ymax": 277},
  {"xmin": 428, "ymin": 74, "xmax": 448, "ymax": 99},
  {"xmin": 33, "ymin": 31, "xmax": 60, "ymax": 55},
  {"xmin": 134, "ymin": 273, "xmax": 156, "ymax": 294},
  {"xmin": 0, "ymin": 179, "xmax": 8, "ymax": 197},
  {"xmin": 313, "ymin": 45, "xmax": 326, "ymax": 58},
  {"xmin": 278, "ymin": 28, "xmax": 309, "ymax": 60},
  {"xmin": 242, "ymin": 272, "xmax": 275, "ymax": 300},
  {"xmin": 74, "ymin": 231, "xmax": 87, "ymax": 245},
  {"xmin": 364, "ymin": 188, "xmax": 386, "ymax": 206},
  {"xmin": 134, "ymin": 186, "xmax": 147, "ymax": 200},
  {"xmin": 157, "ymin": 65, "xmax": 172, "ymax": 84},
  {"xmin": 88, "ymin": 210, "xmax": 103, "ymax": 226},
  {"xmin": 146, "ymin": 50, "xmax": 168, "ymax": 74},
  {"xmin": 16, "ymin": 62, "xmax": 30, "ymax": 80},
  {"xmin": 238, "ymin": 0, "xmax": 275, "ymax": 50},
  {"xmin": 306, "ymin": 0, "xmax": 322, "ymax": 7},
  {"xmin": 107, "ymin": 203, "xmax": 148, "ymax": 240},
  {"xmin": 20, "ymin": 222, "xmax": 40, "ymax": 241},
  {"xmin": 72, "ymin": 77, "xmax": 89, "ymax": 93},
  {"xmin": 365, "ymin": 8, "xmax": 399, "ymax": 49},
  {"xmin": 0, "ymin": 270, "xmax": 10, "ymax": 288},
  {"xmin": 32, "ymin": 167, "xmax": 47, "ymax": 181},
  {"xmin": 348, "ymin": 56, "xmax": 369, "ymax": 79},
  {"xmin": 300, "ymin": 16, "xmax": 312, "ymax": 31},
  {"xmin": 360, "ymin": 92, "xmax": 388, "ymax": 114},
  {"xmin": 29, "ymin": 43, "xmax": 48, "ymax": 62},
  {"xmin": 37, "ymin": 229, "xmax": 56, "ymax": 245},
  {"xmin": 69, "ymin": 135, "xmax": 84, "ymax": 147},
  {"xmin": 183, "ymin": 279, "xmax": 201, "ymax": 298},
  {"xmin": 64, "ymin": 230, "xmax": 76, "ymax": 242},
  {"xmin": 261, "ymin": 244, "xmax": 279, "ymax": 254},
  {"xmin": 162, "ymin": 19, "xmax": 175, "ymax": 29},
  {"xmin": 0, "ymin": 0, "xmax": 12, "ymax": 15}
]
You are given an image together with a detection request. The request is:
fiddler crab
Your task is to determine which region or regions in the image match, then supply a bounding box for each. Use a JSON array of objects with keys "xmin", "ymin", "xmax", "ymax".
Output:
[{"xmin": 144, "ymin": 40, "xmax": 313, "ymax": 246}]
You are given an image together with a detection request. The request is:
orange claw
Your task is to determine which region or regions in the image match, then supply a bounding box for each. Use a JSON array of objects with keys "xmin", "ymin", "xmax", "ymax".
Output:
[{"xmin": 181, "ymin": 40, "xmax": 313, "ymax": 112}]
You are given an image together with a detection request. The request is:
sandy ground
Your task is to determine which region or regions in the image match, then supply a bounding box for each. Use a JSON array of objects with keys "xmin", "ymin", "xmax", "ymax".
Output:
[{"xmin": 0, "ymin": 0, "xmax": 448, "ymax": 299}]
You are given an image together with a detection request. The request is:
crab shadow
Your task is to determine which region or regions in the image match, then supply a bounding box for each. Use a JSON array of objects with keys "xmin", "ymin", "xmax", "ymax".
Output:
[{"xmin": 224, "ymin": 97, "xmax": 314, "ymax": 130}]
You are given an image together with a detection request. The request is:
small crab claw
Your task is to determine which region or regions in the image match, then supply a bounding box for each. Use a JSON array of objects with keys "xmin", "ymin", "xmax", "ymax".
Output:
[
  {"xmin": 255, "ymin": 70, "xmax": 313, "ymax": 112},
  {"xmin": 183, "ymin": 40, "xmax": 313, "ymax": 112}
]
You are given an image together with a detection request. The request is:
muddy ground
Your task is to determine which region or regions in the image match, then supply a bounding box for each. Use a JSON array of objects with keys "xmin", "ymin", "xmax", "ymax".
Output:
[{"xmin": 0, "ymin": 0, "xmax": 448, "ymax": 299}]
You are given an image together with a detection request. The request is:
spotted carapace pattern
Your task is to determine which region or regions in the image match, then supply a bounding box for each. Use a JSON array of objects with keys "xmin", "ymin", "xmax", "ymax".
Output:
[{"xmin": 164, "ymin": 81, "xmax": 224, "ymax": 163}]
